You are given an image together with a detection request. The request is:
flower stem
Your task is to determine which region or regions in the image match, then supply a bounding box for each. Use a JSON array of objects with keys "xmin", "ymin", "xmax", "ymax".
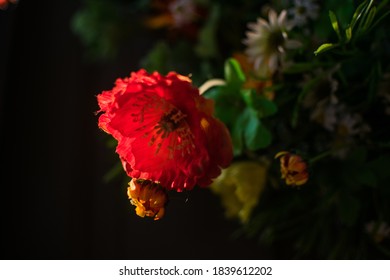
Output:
[
  {"xmin": 309, "ymin": 150, "xmax": 332, "ymax": 164},
  {"xmin": 199, "ymin": 79, "xmax": 226, "ymax": 95}
]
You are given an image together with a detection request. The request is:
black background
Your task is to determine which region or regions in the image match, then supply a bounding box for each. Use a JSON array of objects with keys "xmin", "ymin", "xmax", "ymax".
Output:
[{"xmin": 0, "ymin": 1, "xmax": 272, "ymax": 259}]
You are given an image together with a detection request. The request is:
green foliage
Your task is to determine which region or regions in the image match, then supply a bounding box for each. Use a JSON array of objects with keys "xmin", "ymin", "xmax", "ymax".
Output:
[
  {"xmin": 204, "ymin": 58, "xmax": 277, "ymax": 155},
  {"xmin": 224, "ymin": 58, "xmax": 245, "ymax": 89},
  {"xmin": 314, "ymin": 0, "xmax": 389, "ymax": 55}
]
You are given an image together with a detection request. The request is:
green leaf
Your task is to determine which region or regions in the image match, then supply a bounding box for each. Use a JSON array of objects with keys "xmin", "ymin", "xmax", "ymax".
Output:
[
  {"xmin": 204, "ymin": 86, "xmax": 243, "ymax": 126},
  {"xmin": 350, "ymin": 0, "xmax": 368, "ymax": 30},
  {"xmin": 355, "ymin": 0, "xmax": 374, "ymax": 38},
  {"xmin": 243, "ymin": 109, "xmax": 268, "ymax": 150},
  {"xmin": 240, "ymin": 89, "xmax": 253, "ymax": 108},
  {"xmin": 224, "ymin": 58, "xmax": 246, "ymax": 89},
  {"xmin": 345, "ymin": 26, "xmax": 352, "ymax": 43},
  {"xmin": 246, "ymin": 120, "xmax": 272, "ymax": 150},
  {"xmin": 329, "ymin": 10, "xmax": 342, "ymax": 41},
  {"xmin": 231, "ymin": 108, "xmax": 273, "ymax": 154},
  {"xmin": 253, "ymin": 97, "xmax": 277, "ymax": 118},
  {"xmin": 240, "ymin": 89, "xmax": 277, "ymax": 118},
  {"xmin": 362, "ymin": 6, "xmax": 376, "ymax": 32},
  {"xmin": 314, "ymin": 43, "xmax": 338, "ymax": 56}
]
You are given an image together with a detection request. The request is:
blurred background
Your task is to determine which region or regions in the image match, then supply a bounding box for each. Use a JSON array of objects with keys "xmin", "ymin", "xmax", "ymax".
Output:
[{"xmin": 0, "ymin": 0, "xmax": 271, "ymax": 260}]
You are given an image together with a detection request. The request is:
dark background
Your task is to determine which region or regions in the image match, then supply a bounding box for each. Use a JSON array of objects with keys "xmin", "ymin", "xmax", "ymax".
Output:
[{"xmin": 0, "ymin": 1, "xmax": 271, "ymax": 259}]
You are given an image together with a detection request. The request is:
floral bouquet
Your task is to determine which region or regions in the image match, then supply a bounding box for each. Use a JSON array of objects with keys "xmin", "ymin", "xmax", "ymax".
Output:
[{"xmin": 72, "ymin": 0, "xmax": 390, "ymax": 259}]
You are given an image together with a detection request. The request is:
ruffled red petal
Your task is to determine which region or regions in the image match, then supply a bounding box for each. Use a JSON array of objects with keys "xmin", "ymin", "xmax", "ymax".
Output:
[{"xmin": 97, "ymin": 69, "xmax": 233, "ymax": 191}]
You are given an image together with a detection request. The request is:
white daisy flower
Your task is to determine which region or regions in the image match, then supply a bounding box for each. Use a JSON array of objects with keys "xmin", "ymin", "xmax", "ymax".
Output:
[
  {"xmin": 288, "ymin": 0, "xmax": 320, "ymax": 27},
  {"xmin": 243, "ymin": 9, "xmax": 301, "ymax": 78}
]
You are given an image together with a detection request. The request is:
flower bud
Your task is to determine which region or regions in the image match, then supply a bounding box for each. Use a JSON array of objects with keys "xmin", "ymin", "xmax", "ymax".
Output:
[
  {"xmin": 275, "ymin": 151, "xmax": 309, "ymax": 186},
  {"xmin": 127, "ymin": 179, "xmax": 168, "ymax": 220}
]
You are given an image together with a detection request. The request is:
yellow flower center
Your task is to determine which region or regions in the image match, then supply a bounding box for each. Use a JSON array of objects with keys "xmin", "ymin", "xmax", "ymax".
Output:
[
  {"xmin": 268, "ymin": 30, "xmax": 286, "ymax": 52},
  {"xmin": 156, "ymin": 108, "xmax": 187, "ymax": 136}
]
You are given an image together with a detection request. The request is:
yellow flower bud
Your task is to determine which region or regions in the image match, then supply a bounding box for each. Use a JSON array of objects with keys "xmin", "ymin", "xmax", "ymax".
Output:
[
  {"xmin": 127, "ymin": 179, "xmax": 168, "ymax": 220},
  {"xmin": 275, "ymin": 151, "xmax": 309, "ymax": 186}
]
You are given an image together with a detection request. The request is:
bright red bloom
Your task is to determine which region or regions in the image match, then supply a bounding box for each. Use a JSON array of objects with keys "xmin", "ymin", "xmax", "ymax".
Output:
[{"xmin": 97, "ymin": 69, "xmax": 233, "ymax": 191}]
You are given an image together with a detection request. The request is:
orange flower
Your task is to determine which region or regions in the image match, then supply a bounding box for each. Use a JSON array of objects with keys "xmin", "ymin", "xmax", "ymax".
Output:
[
  {"xmin": 275, "ymin": 151, "xmax": 308, "ymax": 186},
  {"xmin": 127, "ymin": 179, "xmax": 168, "ymax": 220}
]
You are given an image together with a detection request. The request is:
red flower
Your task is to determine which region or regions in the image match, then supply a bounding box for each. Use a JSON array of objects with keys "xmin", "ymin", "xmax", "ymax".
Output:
[{"xmin": 97, "ymin": 69, "xmax": 233, "ymax": 191}]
